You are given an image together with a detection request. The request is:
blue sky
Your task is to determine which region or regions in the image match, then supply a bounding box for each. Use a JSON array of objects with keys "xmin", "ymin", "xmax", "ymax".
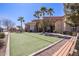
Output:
[{"xmin": 0, "ymin": 3, "xmax": 64, "ymax": 26}]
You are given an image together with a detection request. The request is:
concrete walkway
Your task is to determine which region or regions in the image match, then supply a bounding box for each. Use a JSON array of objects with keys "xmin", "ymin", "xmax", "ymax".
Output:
[
  {"xmin": 5, "ymin": 32, "xmax": 10, "ymax": 56},
  {"xmin": 31, "ymin": 39, "xmax": 68, "ymax": 56}
]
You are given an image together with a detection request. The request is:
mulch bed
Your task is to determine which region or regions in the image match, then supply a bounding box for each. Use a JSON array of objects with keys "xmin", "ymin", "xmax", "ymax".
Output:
[{"xmin": 0, "ymin": 35, "xmax": 8, "ymax": 56}]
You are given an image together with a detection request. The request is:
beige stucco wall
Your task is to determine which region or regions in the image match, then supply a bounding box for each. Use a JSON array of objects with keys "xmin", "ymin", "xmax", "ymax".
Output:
[
  {"xmin": 55, "ymin": 19, "xmax": 64, "ymax": 32},
  {"xmin": 29, "ymin": 22, "xmax": 36, "ymax": 31},
  {"xmin": 26, "ymin": 16, "xmax": 74, "ymax": 32}
]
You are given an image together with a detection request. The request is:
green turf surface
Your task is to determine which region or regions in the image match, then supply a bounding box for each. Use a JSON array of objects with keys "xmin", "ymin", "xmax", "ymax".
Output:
[{"xmin": 10, "ymin": 32, "xmax": 61, "ymax": 56}]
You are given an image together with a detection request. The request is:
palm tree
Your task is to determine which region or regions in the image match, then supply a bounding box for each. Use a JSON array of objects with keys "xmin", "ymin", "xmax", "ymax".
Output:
[
  {"xmin": 17, "ymin": 16, "xmax": 24, "ymax": 32},
  {"xmin": 40, "ymin": 7, "xmax": 47, "ymax": 32},
  {"xmin": 47, "ymin": 8, "xmax": 54, "ymax": 17},
  {"xmin": 47, "ymin": 8, "xmax": 54, "ymax": 32},
  {"xmin": 40, "ymin": 7, "xmax": 47, "ymax": 17},
  {"xmin": 33, "ymin": 11, "xmax": 41, "ymax": 32},
  {"xmin": 33, "ymin": 11, "xmax": 41, "ymax": 19}
]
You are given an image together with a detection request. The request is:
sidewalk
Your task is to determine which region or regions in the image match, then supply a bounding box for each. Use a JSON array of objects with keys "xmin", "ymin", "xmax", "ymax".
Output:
[{"xmin": 5, "ymin": 32, "xmax": 10, "ymax": 56}]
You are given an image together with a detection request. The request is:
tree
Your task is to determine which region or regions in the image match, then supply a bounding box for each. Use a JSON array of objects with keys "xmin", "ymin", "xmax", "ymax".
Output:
[
  {"xmin": 47, "ymin": 8, "xmax": 54, "ymax": 32},
  {"xmin": 47, "ymin": 8, "xmax": 54, "ymax": 17},
  {"xmin": 40, "ymin": 7, "xmax": 47, "ymax": 32},
  {"xmin": 17, "ymin": 16, "xmax": 24, "ymax": 32},
  {"xmin": 40, "ymin": 7, "xmax": 47, "ymax": 16},
  {"xmin": 33, "ymin": 7, "xmax": 54, "ymax": 33},
  {"xmin": 33, "ymin": 11, "xmax": 41, "ymax": 19},
  {"xmin": 66, "ymin": 5, "xmax": 79, "ymax": 35},
  {"xmin": 2, "ymin": 18, "xmax": 15, "ymax": 31},
  {"xmin": 33, "ymin": 11, "xmax": 41, "ymax": 32},
  {"xmin": 0, "ymin": 20, "xmax": 1, "ymax": 28}
]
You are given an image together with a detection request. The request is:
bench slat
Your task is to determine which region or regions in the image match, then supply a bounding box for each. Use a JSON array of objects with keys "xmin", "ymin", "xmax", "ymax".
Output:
[
  {"xmin": 61, "ymin": 39, "xmax": 74, "ymax": 56},
  {"xmin": 69, "ymin": 37, "xmax": 77, "ymax": 55},
  {"xmin": 52, "ymin": 39, "xmax": 71, "ymax": 56},
  {"xmin": 53, "ymin": 36, "xmax": 77, "ymax": 56}
]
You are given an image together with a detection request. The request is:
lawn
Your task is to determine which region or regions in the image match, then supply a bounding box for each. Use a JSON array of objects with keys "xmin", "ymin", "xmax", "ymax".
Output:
[{"xmin": 10, "ymin": 32, "xmax": 61, "ymax": 56}]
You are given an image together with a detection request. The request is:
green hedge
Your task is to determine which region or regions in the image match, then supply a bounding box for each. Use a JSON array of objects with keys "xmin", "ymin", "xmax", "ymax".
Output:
[
  {"xmin": 0, "ymin": 33, "xmax": 5, "ymax": 39},
  {"xmin": 63, "ymin": 31, "xmax": 73, "ymax": 35},
  {"xmin": 63, "ymin": 31, "xmax": 77, "ymax": 36}
]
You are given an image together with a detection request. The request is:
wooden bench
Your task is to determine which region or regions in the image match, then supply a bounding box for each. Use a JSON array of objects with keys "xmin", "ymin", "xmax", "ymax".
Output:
[{"xmin": 52, "ymin": 36, "xmax": 77, "ymax": 56}]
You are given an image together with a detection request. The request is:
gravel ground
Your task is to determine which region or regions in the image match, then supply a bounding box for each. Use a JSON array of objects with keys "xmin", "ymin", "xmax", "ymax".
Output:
[{"xmin": 0, "ymin": 35, "xmax": 8, "ymax": 56}]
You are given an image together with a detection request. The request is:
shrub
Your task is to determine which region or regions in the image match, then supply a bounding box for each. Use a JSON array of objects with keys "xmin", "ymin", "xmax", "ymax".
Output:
[
  {"xmin": 63, "ymin": 31, "xmax": 68, "ymax": 35},
  {"xmin": 0, "ymin": 33, "xmax": 5, "ymax": 39},
  {"xmin": 53, "ymin": 30, "xmax": 58, "ymax": 33},
  {"xmin": 53, "ymin": 30, "xmax": 63, "ymax": 34},
  {"xmin": 72, "ymin": 32, "xmax": 77, "ymax": 36},
  {"xmin": 63, "ymin": 31, "xmax": 73, "ymax": 35},
  {"xmin": 0, "ymin": 40, "xmax": 5, "ymax": 49},
  {"xmin": 30, "ymin": 30, "xmax": 33, "ymax": 32},
  {"xmin": 69, "ymin": 32, "xmax": 72, "ymax": 35},
  {"xmin": 57, "ymin": 36, "xmax": 64, "ymax": 38}
]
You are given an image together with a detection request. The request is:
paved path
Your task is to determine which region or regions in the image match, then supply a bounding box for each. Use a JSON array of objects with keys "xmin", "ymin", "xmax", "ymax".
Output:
[
  {"xmin": 32, "ymin": 39, "xmax": 68, "ymax": 56},
  {"xmin": 5, "ymin": 32, "xmax": 10, "ymax": 56}
]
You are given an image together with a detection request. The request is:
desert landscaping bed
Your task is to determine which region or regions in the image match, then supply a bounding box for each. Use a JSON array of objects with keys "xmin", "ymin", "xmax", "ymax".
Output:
[{"xmin": 0, "ymin": 32, "xmax": 8, "ymax": 56}]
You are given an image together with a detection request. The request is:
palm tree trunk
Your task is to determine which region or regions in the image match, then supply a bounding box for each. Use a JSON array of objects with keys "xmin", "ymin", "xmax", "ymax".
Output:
[
  {"xmin": 49, "ymin": 14, "xmax": 52, "ymax": 32},
  {"xmin": 42, "ymin": 21, "xmax": 45, "ymax": 33},
  {"xmin": 21, "ymin": 21, "xmax": 23, "ymax": 32},
  {"xmin": 37, "ymin": 18, "xmax": 39, "ymax": 32},
  {"xmin": 42, "ymin": 13, "xmax": 45, "ymax": 33},
  {"xmin": 36, "ymin": 23, "xmax": 38, "ymax": 32}
]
